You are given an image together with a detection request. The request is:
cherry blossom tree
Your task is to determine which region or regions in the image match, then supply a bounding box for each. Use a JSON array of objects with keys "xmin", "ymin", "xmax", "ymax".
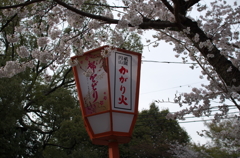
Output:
[
  {"xmin": 0, "ymin": 0, "xmax": 239, "ymax": 123},
  {"xmin": 0, "ymin": 0, "xmax": 143, "ymax": 95},
  {"xmin": 0, "ymin": 0, "xmax": 143, "ymax": 156},
  {"xmin": 171, "ymin": 116, "xmax": 240, "ymax": 158},
  {"xmin": 202, "ymin": 116, "xmax": 240, "ymax": 154}
]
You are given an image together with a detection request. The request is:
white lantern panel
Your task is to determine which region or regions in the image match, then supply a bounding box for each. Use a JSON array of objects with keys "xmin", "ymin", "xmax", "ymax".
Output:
[
  {"xmin": 108, "ymin": 51, "xmax": 139, "ymax": 113},
  {"xmin": 75, "ymin": 52, "xmax": 110, "ymax": 115},
  {"xmin": 112, "ymin": 112, "xmax": 134, "ymax": 132},
  {"xmin": 87, "ymin": 113, "xmax": 111, "ymax": 134}
]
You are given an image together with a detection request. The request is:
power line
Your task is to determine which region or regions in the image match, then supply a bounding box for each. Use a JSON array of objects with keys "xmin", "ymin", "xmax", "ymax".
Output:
[
  {"xmin": 178, "ymin": 119, "xmax": 213, "ymax": 123},
  {"xmin": 138, "ymin": 111, "xmax": 239, "ymax": 119},
  {"xmin": 135, "ymin": 113, "xmax": 240, "ymax": 126},
  {"xmin": 170, "ymin": 105, "xmax": 238, "ymax": 113},
  {"xmin": 178, "ymin": 115, "xmax": 239, "ymax": 124},
  {"xmin": 141, "ymin": 81, "xmax": 208, "ymax": 94},
  {"xmin": 142, "ymin": 60, "xmax": 197, "ymax": 65},
  {"xmin": 137, "ymin": 109, "xmax": 239, "ymax": 124}
]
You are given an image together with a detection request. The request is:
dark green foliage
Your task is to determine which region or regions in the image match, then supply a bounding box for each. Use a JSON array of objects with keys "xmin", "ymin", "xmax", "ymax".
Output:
[
  {"xmin": 119, "ymin": 103, "xmax": 190, "ymax": 158},
  {"xmin": 0, "ymin": 70, "xmax": 189, "ymax": 158},
  {"xmin": 0, "ymin": 69, "xmax": 78, "ymax": 157},
  {"xmin": 0, "ymin": 76, "xmax": 27, "ymax": 157}
]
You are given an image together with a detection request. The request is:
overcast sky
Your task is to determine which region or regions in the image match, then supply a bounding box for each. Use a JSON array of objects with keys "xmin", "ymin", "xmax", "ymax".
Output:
[{"xmin": 138, "ymin": 32, "xmax": 210, "ymax": 144}]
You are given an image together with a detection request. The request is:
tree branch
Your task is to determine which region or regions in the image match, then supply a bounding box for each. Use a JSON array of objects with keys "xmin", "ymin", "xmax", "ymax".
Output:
[
  {"xmin": 53, "ymin": 0, "xmax": 118, "ymax": 24},
  {"xmin": 84, "ymin": 2, "xmax": 128, "ymax": 9},
  {"xmin": 19, "ymin": 117, "xmax": 55, "ymax": 134},
  {"xmin": 172, "ymin": 0, "xmax": 181, "ymax": 24},
  {"xmin": 0, "ymin": 14, "xmax": 17, "ymax": 32},
  {"xmin": 44, "ymin": 67, "xmax": 74, "ymax": 96},
  {"xmin": 230, "ymin": 96, "xmax": 240, "ymax": 111},
  {"xmin": 139, "ymin": 20, "xmax": 178, "ymax": 29},
  {"xmin": 185, "ymin": 0, "xmax": 200, "ymax": 10},
  {"xmin": 161, "ymin": 0, "xmax": 174, "ymax": 14},
  {"xmin": 0, "ymin": 0, "xmax": 44, "ymax": 9},
  {"xmin": 54, "ymin": 0, "xmax": 178, "ymax": 30},
  {"xmin": 184, "ymin": 18, "xmax": 240, "ymax": 94}
]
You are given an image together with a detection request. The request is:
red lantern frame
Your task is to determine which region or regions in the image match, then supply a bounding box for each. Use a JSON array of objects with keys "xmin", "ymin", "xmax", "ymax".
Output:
[{"xmin": 71, "ymin": 45, "xmax": 141, "ymax": 156}]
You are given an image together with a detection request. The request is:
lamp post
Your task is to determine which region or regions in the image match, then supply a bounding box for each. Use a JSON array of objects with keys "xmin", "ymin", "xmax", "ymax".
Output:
[{"xmin": 71, "ymin": 46, "xmax": 141, "ymax": 158}]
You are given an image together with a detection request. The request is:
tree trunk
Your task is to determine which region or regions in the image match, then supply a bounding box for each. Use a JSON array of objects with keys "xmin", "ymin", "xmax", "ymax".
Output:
[{"xmin": 184, "ymin": 18, "xmax": 240, "ymax": 94}]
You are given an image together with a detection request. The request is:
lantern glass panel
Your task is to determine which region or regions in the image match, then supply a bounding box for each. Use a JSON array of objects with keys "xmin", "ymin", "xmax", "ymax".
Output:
[
  {"xmin": 112, "ymin": 112, "xmax": 134, "ymax": 132},
  {"xmin": 87, "ymin": 112, "xmax": 111, "ymax": 134}
]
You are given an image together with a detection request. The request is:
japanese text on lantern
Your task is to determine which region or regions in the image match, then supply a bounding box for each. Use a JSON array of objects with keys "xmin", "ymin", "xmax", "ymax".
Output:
[
  {"xmin": 118, "ymin": 66, "xmax": 128, "ymax": 105},
  {"xmin": 114, "ymin": 52, "xmax": 132, "ymax": 110},
  {"xmin": 90, "ymin": 71, "xmax": 98, "ymax": 102},
  {"xmin": 77, "ymin": 53, "xmax": 109, "ymax": 115}
]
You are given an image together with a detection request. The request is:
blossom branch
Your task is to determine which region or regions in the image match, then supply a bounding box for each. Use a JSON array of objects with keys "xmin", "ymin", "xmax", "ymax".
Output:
[
  {"xmin": 0, "ymin": 14, "xmax": 17, "ymax": 32},
  {"xmin": 192, "ymin": 54, "xmax": 227, "ymax": 93},
  {"xmin": 84, "ymin": 2, "xmax": 128, "ymax": 9},
  {"xmin": 53, "ymin": 0, "xmax": 178, "ymax": 30},
  {"xmin": 161, "ymin": 0, "xmax": 174, "ymax": 14},
  {"xmin": 184, "ymin": 18, "xmax": 240, "ymax": 93},
  {"xmin": 53, "ymin": 0, "xmax": 119, "ymax": 24}
]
